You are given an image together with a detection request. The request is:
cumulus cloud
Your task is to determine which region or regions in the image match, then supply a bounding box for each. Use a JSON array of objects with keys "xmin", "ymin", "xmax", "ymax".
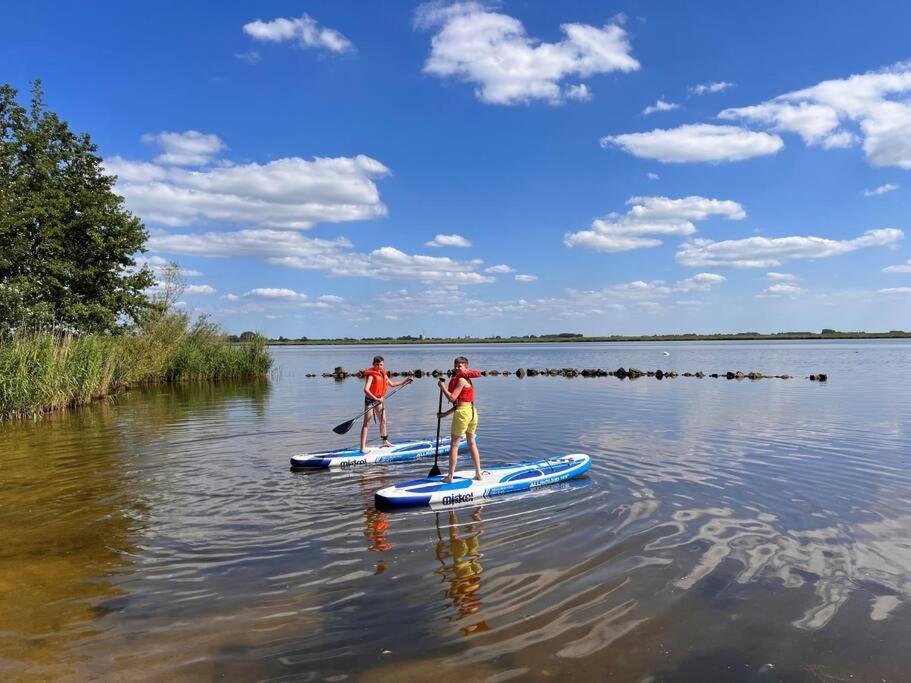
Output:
[
  {"xmin": 676, "ymin": 228, "xmax": 903, "ymax": 268},
  {"xmin": 675, "ymin": 272, "xmax": 726, "ymax": 292},
  {"xmin": 601, "ymin": 124, "xmax": 784, "ymax": 163},
  {"xmin": 718, "ymin": 61, "xmax": 911, "ymax": 168},
  {"xmin": 766, "ymin": 271, "xmax": 798, "ymax": 281},
  {"xmin": 883, "ymin": 258, "xmax": 911, "ymax": 273},
  {"xmin": 643, "ymin": 99, "xmax": 679, "ymax": 115},
  {"xmin": 485, "ymin": 264, "xmax": 515, "ymax": 273},
  {"xmin": 150, "ymin": 229, "xmax": 494, "ymax": 285},
  {"xmin": 564, "ymin": 195, "xmax": 746, "ymax": 253},
  {"xmin": 564, "ymin": 84, "xmax": 592, "ymax": 102},
  {"xmin": 243, "ymin": 14, "xmax": 354, "ymax": 53},
  {"xmin": 515, "ymin": 274, "xmax": 538, "ymax": 282},
  {"xmin": 425, "ymin": 233, "xmax": 472, "ymax": 248},
  {"xmin": 690, "ymin": 81, "xmax": 734, "ymax": 95},
  {"xmin": 865, "ymin": 183, "xmax": 899, "ymax": 197},
  {"xmin": 758, "ymin": 284, "xmax": 805, "ymax": 297},
  {"xmin": 647, "ymin": 172, "xmax": 659, "ymax": 180},
  {"xmin": 140, "ymin": 131, "xmax": 226, "ymax": 166},
  {"xmin": 183, "ymin": 284, "xmax": 216, "ymax": 295},
  {"xmin": 415, "ymin": 1, "xmax": 639, "ymax": 105},
  {"xmin": 105, "ymin": 149, "xmax": 390, "ymax": 229}
]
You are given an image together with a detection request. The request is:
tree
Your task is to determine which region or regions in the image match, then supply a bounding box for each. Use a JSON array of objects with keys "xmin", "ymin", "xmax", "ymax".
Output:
[{"xmin": 0, "ymin": 81, "xmax": 155, "ymax": 332}]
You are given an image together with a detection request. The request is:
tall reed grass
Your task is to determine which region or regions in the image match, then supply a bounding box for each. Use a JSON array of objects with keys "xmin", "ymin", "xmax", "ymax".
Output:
[{"xmin": 0, "ymin": 312, "xmax": 271, "ymax": 419}]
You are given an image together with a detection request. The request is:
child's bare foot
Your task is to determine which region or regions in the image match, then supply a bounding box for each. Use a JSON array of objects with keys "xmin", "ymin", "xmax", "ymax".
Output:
[
  {"xmin": 474, "ymin": 473, "xmax": 483, "ymax": 481},
  {"xmin": 442, "ymin": 476, "xmax": 454, "ymax": 483}
]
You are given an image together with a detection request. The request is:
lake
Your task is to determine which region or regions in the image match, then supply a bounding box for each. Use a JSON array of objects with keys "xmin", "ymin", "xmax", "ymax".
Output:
[{"xmin": 1, "ymin": 341, "xmax": 910, "ymax": 681}]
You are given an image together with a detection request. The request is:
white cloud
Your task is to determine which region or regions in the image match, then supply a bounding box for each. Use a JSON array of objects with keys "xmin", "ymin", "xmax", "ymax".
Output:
[
  {"xmin": 425, "ymin": 233, "xmax": 472, "ymax": 248},
  {"xmin": 105, "ymin": 151, "xmax": 390, "ymax": 229},
  {"xmin": 677, "ymin": 228, "xmax": 904, "ymax": 268},
  {"xmin": 719, "ymin": 61, "xmax": 911, "ymax": 168},
  {"xmin": 865, "ymin": 183, "xmax": 899, "ymax": 197},
  {"xmin": 877, "ymin": 287, "xmax": 911, "ymax": 294},
  {"xmin": 515, "ymin": 274, "xmax": 538, "ymax": 282},
  {"xmin": 235, "ymin": 50, "xmax": 262, "ymax": 65},
  {"xmin": 675, "ymin": 272, "xmax": 726, "ymax": 292},
  {"xmin": 183, "ymin": 284, "xmax": 216, "ymax": 295},
  {"xmin": 643, "ymin": 99, "xmax": 679, "ymax": 115},
  {"xmin": 318, "ymin": 294, "xmax": 345, "ymax": 304},
  {"xmin": 690, "ymin": 81, "xmax": 734, "ymax": 95},
  {"xmin": 150, "ymin": 229, "xmax": 494, "ymax": 285},
  {"xmin": 883, "ymin": 258, "xmax": 911, "ymax": 273},
  {"xmin": 243, "ymin": 14, "xmax": 354, "ymax": 54},
  {"xmin": 564, "ymin": 84, "xmax": 592, "ymax": 102},
  {"xmin": 415, "ymin": 2, "xmax": 639, "ymax": 105},
  {"xmin": 759, "ymin": 284, "xmax": 804, "ymax": 297},
  {"xmin": 766, "ymin": 272, "xmax": 798, "ymax": 281},
  {"xmin": 565, "ymin": 195, "xmax": 746, "ymax": 253},
  {"xmin": 601, "ymin": 124, "xmax": 784, "ymax": 163},
  {"xmin": 647, "ymin": 172, "xmax": 659, "ymax": 180},
  {"xmin": 485, "ymin": 264, "xmax": 515, "ymax": 273},
  {"xmin": 241, "ymin": 288, "xmax": 309, "ymax": 301},
  {"xmin": 140, "ymin": 131, "xmax": 226, "ymax": 166}
]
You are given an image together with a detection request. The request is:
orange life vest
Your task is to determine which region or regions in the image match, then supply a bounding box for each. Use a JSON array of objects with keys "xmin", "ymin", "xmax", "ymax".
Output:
[
  {"xmin": 363, "ymin": 368, "xmax": 389, "ymax": 397},
  {"xmin": 448, "ymin": 369, "xmax": 480, "ymax": 403}
]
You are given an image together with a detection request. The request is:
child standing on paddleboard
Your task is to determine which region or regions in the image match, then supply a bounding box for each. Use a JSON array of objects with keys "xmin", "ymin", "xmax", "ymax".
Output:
[
  {"xmin": 437, "ymin": 356, "xmax": 482, "ymax": 482},
  {"xmin": 361, "ymin": 356, "xmax": 411, "ymax": 453}
]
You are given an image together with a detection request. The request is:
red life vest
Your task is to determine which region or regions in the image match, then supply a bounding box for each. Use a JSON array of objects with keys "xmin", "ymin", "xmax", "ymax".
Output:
[
  {"xmin": 363, "ymin": 368, "xmax": 389, "ymax": 397},
  {"xmin": 448, "ymin": 369, "xmax": 480, "ymax": 403}
]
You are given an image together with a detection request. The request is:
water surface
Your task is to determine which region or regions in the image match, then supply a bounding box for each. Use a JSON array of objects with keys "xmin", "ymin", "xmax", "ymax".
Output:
[{"xmin": 2, "ymin": 341, "xmax": 910, "ymax": 681}]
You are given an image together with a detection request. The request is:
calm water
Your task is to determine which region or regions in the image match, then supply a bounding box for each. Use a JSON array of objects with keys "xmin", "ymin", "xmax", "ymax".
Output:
[{"xmin": 2, "ymin": 341, "xmax": 910, "ymax": 681}]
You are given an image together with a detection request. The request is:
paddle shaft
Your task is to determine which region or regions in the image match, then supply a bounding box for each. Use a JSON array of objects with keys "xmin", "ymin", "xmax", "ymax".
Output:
[
  {"xmin": 429, "ymin": 388, "xmax": 443, "ymax": 476},
  {"xmin": 331, "ymin": 380, "xmax": 411, "ymax": 434}
]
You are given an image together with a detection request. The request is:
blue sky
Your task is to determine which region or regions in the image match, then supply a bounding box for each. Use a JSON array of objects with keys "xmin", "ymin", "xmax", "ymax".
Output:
[{"xmin": 4, "ymin": 1, "xmax": 911, "ymax": 337}]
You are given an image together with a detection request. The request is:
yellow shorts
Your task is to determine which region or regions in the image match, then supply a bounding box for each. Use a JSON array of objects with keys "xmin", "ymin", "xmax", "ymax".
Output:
[{"xmin": 451, "ymin": 404, "xmax": 478, "ymax": 437}]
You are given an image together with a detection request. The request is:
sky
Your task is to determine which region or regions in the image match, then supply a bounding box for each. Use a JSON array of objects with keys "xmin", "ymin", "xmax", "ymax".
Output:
[{"xmin": 3, "ymin": 0, "xmax": 911, "ymax": 337}]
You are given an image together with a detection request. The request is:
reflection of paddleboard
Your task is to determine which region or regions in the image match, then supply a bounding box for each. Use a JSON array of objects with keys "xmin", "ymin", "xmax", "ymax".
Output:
[
  {"xmin": 375, "ymin": 454, "xmax": 591, "ymax": 508},
  {"xmin": 290, "ymin": 438, "xmax": 467, "ymax": 469}
]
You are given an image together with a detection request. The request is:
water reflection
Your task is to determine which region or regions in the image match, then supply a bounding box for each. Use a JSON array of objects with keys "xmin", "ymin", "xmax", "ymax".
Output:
[{"xmin": 433, "ymin": 509, "xmax": 489, "ymax": 636}]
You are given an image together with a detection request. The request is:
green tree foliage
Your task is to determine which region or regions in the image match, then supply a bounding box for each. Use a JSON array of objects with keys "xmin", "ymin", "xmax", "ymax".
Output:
[{"xmin": 0, "ymin": 82, "xmax": 154, "ymax": 332}]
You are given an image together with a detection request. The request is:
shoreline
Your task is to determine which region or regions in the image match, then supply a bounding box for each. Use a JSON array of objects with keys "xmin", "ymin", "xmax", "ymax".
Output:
[{"xmin": 267, "ymin": 332, "xmax": 911, "ymax": 346}]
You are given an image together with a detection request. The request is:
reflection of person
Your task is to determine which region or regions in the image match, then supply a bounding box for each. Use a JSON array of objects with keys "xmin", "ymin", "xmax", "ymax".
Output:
[
  {"xmin": 437, "ymin": 356, "xmax": 482, "ymax": 482},
  {"xmin": 361, "ymin": 355, "xmax": 412, "ymax": 453},
  {"xmin": 360, "ymin": 473, "xmax": 392, "ymax": 573},
  {"xmin": 435, "ymin": 508, "xmax": 488, "ymax": 634}
]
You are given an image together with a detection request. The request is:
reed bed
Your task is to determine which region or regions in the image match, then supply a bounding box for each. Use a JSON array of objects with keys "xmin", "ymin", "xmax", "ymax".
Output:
[{"xmin": 0, "ymin": 314, "xmax": 271, "ymax": 419}]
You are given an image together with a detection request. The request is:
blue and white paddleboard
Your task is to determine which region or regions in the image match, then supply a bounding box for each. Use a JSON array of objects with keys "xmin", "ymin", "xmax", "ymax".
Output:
[
  {"xmin": 374, "ymin": 454, "xmax": 591, "ymax": 508},
  {"xmin": 290, "ymin": 438, "xmax": 467, "ymax": 469}
]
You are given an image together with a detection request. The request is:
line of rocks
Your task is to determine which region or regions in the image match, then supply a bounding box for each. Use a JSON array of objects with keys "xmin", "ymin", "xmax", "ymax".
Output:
[{"xmin": 309, "ymin": 367, "xmax": 828, "ymax": 381}]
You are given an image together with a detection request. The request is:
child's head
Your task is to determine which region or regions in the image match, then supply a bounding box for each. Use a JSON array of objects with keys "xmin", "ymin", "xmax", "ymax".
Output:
[
  {"xmin": 372, "ymin": 355, "xmax": 384, "ymax": 368},
  {"xmin": 453, "ymin": 356, "xmax": 469, "ymax": 371}
]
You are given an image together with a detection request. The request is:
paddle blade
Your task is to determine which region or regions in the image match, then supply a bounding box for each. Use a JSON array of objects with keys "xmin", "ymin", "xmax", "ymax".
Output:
[
  {"xmin": 428, "ymin": 463, "xmax": 441, "ymax": 477},
  {"xmin": 332, "ymin": 419, "xmax": 355, "ymax": 435}
]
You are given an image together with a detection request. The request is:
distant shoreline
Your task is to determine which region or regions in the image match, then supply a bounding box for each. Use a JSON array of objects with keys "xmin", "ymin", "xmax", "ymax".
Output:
[{"xmin": 265, "ymin": 332, "xmax": 911, "ymax": 346}]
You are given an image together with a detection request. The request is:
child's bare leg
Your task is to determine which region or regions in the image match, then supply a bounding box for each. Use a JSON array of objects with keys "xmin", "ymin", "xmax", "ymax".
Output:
[
  {"xmin": 443, "ymin": 436, "xmax": 461, "ymax": 482},
  {"xmin": 360, "ymin": 411, "xmax": 371, "ymax": 453},
  {"xmin": 379, "ymin": 406, "xmax": 392, "ymax": 447},
  {"xmin": 467, "ymin": 433, "xmax": 482, "ymax": 480}
]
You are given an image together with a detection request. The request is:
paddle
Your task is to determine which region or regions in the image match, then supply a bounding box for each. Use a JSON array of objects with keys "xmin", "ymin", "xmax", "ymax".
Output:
[
  {"xmin": 331, "ymin": 379, "xmax": 412, "ymax": 435},
  {"xmin": 428, "ymin": 388, "xmax": 444, "ymax": 477}
]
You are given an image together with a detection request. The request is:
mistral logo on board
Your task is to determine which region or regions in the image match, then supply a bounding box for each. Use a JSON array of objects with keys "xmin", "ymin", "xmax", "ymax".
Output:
[{"xmin": 339, "ymin": 458, "xmax": 368, "ymax": 468}]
